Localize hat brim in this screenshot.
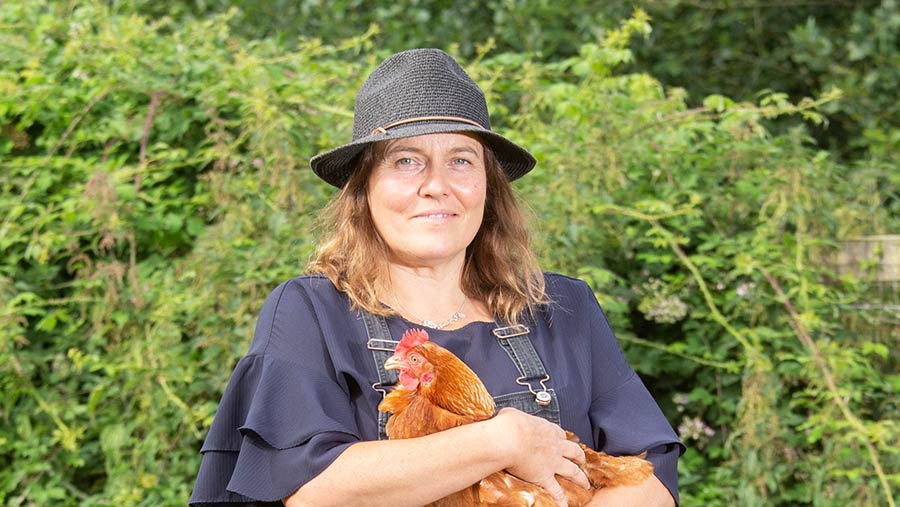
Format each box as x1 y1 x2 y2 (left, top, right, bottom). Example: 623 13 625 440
309 121 536 188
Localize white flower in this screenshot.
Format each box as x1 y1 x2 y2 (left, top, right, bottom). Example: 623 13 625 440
736 282 754 297
678 416 715 441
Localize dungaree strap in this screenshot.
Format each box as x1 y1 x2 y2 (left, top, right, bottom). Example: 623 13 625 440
361 312 398 440
493 322 553 405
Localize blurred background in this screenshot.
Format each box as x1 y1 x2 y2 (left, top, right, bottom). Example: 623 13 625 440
1 1 898 505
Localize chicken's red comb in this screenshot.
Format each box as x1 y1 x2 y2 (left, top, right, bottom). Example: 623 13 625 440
394 328 430 356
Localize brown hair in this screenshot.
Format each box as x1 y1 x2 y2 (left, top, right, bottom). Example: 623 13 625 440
307 137 547 324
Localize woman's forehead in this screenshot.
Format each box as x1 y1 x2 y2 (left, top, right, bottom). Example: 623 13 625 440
380 132 484 154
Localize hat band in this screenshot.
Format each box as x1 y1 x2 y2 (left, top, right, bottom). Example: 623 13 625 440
371 116 485 135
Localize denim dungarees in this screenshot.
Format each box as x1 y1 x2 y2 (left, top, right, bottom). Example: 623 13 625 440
361 311 561 440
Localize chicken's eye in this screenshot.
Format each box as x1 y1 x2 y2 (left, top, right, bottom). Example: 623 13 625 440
409 354 421 365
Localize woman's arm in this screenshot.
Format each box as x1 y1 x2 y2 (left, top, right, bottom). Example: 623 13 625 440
284 408 589 507
586 474 675 507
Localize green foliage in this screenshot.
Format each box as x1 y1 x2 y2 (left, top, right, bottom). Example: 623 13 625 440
629 0 900 166
1 2 362 504
501 22 900 504
1 2 898 506
121 0 625 59
118 1 900 167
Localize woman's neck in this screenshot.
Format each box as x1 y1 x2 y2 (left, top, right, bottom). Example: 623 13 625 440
384 262 492 329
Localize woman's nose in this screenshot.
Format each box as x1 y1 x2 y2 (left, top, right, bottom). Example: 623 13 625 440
418 164 450 196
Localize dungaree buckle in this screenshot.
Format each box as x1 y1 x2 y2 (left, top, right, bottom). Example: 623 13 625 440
367 339 399 351
516 375 553 406
366 338 399 398
492 324 530 338
371 381 391 399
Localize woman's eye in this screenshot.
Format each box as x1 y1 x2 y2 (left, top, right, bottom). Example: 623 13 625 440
391 157 422 171
452 158 471 166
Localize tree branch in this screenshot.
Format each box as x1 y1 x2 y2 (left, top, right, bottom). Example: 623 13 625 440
760 268 895 507
49 88 112 157
136 91 161 192
597 203 758 356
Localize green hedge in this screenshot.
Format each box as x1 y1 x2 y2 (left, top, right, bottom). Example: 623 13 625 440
1 2 897 506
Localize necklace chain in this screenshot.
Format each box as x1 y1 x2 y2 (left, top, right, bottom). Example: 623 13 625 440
393 294 468 330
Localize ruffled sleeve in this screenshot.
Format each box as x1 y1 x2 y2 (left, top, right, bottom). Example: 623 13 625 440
578 280 686 505
189 280 362 505
590 372 685 504
189 354 361 505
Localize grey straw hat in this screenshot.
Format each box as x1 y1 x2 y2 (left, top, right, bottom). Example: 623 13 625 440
309 48 536 188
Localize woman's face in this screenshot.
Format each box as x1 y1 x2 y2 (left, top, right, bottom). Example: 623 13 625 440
367 132 487 269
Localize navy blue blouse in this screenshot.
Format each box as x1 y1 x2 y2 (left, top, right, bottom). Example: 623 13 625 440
190 273 685 505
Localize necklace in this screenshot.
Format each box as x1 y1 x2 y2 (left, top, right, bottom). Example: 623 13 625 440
393 294 468 330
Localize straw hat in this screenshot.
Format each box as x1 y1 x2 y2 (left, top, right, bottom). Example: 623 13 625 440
310 48 536 188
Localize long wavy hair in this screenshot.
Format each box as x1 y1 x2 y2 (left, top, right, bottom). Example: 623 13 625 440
307 136 547 325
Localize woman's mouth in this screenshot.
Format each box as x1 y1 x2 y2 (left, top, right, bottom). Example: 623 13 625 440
414 211 458 220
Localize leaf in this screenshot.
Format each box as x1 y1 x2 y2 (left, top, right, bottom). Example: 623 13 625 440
703 94 733 112
861 342 889 359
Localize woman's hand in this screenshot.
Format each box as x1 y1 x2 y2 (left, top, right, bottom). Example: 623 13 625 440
491 407 590 506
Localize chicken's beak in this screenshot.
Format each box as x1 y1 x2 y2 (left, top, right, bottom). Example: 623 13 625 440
384 355 402 371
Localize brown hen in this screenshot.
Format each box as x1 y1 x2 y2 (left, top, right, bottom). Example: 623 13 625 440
378 328 654 507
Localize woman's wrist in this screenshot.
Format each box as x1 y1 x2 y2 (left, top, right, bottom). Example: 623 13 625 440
484 408 522 469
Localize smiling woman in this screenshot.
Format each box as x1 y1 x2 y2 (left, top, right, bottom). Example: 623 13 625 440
312 123 544 327
188 48 684 507
368 133 487 271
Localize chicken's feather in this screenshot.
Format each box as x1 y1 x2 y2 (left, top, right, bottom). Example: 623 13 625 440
385 391 479 440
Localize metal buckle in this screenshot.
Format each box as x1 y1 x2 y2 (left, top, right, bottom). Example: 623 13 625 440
516 374 552 406
367 339 399 351
492 324 530 338
371 381 392 399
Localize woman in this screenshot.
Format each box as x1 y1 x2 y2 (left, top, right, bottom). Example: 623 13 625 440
190 48 684 507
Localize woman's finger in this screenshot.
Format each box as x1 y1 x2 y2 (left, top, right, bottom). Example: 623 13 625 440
556 456 590 490
537 476 568 507
561 440 586 465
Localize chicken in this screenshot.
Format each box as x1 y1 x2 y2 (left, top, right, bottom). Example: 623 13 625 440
378 328 654 507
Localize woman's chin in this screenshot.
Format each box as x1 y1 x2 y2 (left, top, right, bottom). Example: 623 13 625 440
390 249 468 270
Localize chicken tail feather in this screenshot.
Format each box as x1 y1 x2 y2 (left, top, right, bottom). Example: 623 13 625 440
562 431 654 489
582 448 654 488
477 471 557 506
